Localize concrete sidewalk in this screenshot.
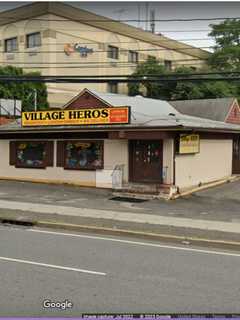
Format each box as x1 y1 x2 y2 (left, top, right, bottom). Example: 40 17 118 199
0 196 239 249
0 180 240 248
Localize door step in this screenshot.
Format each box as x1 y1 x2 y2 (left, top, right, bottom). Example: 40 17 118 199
112 191 169 200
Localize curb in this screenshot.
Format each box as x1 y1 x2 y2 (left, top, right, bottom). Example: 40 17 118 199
2 217 240 251
35 220 240 251
170 175 240 200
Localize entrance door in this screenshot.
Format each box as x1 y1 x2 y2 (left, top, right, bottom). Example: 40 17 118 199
232 136 240 174
130 140 163 183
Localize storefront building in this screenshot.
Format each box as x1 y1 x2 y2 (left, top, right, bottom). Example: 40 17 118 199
0 89 239 196
170 98 240 175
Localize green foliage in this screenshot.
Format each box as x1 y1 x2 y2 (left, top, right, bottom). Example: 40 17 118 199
128 52 239 101
128 57 168 98
0 66 49 111
172 81 238 100
208 19 240 71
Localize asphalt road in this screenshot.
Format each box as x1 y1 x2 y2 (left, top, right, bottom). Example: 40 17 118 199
0 225 240 316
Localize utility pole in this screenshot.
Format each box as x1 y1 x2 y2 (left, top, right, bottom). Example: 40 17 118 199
34 88 37 111
145 2 149 31
138 3 141 28
150 9 155 33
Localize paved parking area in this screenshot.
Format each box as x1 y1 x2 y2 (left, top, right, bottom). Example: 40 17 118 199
0 179 239 223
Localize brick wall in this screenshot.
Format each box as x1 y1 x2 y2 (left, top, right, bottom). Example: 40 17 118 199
0 117 15 125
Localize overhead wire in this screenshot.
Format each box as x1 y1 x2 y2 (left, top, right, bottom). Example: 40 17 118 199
0 77 238 83
0 16 239 22
40 38 213 45
2 45 213 54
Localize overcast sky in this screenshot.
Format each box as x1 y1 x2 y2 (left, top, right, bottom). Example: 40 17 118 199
1 1 240 50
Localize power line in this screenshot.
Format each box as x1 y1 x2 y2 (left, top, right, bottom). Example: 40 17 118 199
42 27 240 32
2 45 213 55
0 16 239 22
0 75 239 83
3 63 206 69
0 71 239 78
12 71 240 77
41 38 213 45
0 58 205 65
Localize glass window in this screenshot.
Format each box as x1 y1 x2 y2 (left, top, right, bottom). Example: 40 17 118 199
108 82 118 93
64 141 103 170
4 37 18 52
26 32 41 48
107 45 119 59
129 50 139 63
164 60 172 71
16 142 47 168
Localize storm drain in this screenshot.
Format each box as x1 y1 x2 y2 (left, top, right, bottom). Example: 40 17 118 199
109 196 148 203
0 218 35 227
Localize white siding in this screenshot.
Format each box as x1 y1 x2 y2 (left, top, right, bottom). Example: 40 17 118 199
0 139 129 188
175 139 233 190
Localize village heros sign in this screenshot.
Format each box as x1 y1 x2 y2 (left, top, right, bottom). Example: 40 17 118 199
22 107 130 127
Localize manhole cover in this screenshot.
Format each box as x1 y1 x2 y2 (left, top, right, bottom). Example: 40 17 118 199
109 196 148 203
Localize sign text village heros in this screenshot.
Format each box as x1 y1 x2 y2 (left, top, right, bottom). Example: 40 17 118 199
22 107 130 127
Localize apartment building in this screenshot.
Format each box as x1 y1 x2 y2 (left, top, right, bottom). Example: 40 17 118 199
0 2 209 107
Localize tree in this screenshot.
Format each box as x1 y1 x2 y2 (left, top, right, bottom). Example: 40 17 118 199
128 58 238 100
0 66 49 112
208 19 240 71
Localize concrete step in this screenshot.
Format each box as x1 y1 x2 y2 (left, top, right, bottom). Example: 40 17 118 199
119 183 171 195
112 191 169 200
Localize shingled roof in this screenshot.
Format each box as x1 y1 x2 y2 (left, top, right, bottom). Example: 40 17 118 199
169 97 238 122
1 90 240 134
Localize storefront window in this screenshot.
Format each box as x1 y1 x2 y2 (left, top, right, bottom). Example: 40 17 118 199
16 142 47 168
64 141 103 170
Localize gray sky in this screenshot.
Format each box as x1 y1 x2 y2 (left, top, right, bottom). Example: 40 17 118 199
1 1 240 50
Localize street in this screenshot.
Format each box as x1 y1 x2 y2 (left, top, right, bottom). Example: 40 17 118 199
0 225 240 316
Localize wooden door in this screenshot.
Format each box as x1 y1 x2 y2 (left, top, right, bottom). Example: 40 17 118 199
130 140 163 183
232 136 240 174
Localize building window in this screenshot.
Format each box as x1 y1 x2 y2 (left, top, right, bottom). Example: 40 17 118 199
4 37 18 52
26 32 41 48
16 141 47 168
129 50 139 63
147 55 156 61
64 141 103 170
10 141 53 168
164 60 172 71
108 82 118 93
107 45 119 59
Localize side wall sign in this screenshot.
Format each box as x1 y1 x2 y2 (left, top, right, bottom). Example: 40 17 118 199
22 107 130 127
64 44 94 57
179 134 200 154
